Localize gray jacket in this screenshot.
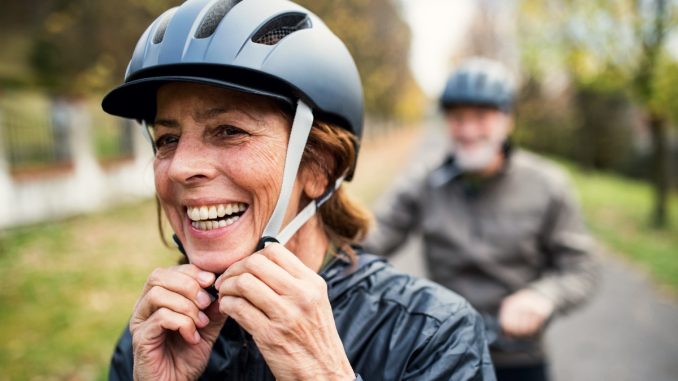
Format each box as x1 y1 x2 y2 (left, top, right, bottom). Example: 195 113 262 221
364 149 599 366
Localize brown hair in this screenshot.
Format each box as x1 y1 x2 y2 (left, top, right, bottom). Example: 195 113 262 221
301 122 371 259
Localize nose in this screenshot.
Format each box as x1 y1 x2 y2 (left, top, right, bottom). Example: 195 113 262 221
167 134 217 186
450 116 480 141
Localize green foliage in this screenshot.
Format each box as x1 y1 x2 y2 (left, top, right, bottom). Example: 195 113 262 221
518 0 678 125
557 160 678 293
26 0 184 95
517 0 677 228
649 55 678 122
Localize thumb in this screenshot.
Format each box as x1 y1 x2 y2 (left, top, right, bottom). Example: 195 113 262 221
199 301 228 344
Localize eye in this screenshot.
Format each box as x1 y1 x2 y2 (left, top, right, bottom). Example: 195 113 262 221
215 125 248 137
154 134 179 150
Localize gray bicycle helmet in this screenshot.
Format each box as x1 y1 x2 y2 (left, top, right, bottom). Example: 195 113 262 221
102 0 364 248
440 57 515 112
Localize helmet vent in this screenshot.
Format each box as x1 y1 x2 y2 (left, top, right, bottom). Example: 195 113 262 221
252 13 311 45
195 0 242 39
152 9 177 44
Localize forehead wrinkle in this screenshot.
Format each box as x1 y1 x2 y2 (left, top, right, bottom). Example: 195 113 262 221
193 106 230 122
194 103 267 123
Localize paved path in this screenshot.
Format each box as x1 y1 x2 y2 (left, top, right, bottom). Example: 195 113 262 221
381 122 678 381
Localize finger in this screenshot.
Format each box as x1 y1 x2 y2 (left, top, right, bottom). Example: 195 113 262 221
216 253 297 295
511 311 539 338
135 285 210 329
219 295 268 335
498 304 522 337
143 265 215 293
218 273 286 319
259 243 313 279
141 307 202 345
142 267 214 310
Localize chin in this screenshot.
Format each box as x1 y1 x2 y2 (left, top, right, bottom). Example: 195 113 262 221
176 206 258 273
185 245 251 274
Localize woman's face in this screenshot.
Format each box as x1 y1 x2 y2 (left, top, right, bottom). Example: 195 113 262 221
153 82 302 273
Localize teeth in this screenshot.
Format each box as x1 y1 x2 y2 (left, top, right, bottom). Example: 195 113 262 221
199 206 209 220
187 203 248 223
191 215 242 231
188 208 199 221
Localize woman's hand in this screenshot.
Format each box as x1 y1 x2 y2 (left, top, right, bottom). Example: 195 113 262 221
498 288 555 338
215 243 355 381
129 265 228 381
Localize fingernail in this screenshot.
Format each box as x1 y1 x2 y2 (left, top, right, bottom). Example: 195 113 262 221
193 330 201 344
197 290 211 308
198 311 209 326
198 271 214 284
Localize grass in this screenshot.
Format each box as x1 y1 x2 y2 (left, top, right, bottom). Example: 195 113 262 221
0 202 177 381
558 162 678 294
0 126 421 380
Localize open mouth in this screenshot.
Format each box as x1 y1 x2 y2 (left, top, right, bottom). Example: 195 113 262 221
187 203 248 231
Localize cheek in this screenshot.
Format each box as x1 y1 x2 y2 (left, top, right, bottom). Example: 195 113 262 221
153 159 172 200
153 159 184 228
225 140 287 210
487 118 509 141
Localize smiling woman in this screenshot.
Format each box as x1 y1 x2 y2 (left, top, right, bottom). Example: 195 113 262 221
151 83 296 273
101 0 495 380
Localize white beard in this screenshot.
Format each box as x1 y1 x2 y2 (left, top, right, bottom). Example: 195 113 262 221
453 141 502 172
448 114 510 172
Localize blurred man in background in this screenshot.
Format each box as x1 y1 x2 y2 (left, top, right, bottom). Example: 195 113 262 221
363 58 598 381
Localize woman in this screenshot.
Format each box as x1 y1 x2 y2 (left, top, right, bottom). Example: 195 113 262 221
102 0 495 380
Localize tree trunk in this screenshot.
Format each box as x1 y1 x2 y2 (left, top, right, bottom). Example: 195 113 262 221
648 112 670 228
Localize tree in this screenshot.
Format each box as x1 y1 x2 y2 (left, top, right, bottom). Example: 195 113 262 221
27 0 183 94
296 0 424 120
519 0 678 228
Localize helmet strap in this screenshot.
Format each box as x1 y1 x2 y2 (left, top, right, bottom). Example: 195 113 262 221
259 100 314 247
141 120 156 154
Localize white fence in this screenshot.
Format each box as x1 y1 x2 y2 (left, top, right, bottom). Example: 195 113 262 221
0 103 155 230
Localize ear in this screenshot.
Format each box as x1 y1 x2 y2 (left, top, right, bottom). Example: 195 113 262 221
299 163 328 199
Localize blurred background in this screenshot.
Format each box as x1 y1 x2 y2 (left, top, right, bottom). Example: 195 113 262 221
0 0 677 379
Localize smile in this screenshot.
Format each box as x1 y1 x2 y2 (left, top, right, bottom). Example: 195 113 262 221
187 203 248 231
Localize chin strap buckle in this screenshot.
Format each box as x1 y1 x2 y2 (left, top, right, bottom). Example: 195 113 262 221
255 236 280 252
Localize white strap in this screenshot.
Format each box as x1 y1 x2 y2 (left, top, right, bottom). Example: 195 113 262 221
261 100 314 238
276 200 317 245
275 174 346 245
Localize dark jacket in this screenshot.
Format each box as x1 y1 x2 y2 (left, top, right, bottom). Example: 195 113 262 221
363 149 599 366
109 251 496 380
